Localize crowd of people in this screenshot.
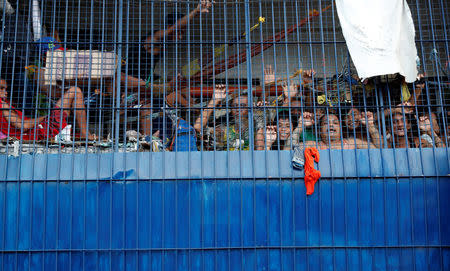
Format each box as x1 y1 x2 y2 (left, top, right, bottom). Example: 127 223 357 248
194 67 447 151
0 0 448 152
1 67 447 152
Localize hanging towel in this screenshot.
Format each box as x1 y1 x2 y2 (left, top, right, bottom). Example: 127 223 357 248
32 0 44 41
335 0 418 82
304 147 321 196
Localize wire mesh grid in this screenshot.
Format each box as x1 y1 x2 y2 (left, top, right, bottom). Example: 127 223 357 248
0 0 448 155
0 2 449 271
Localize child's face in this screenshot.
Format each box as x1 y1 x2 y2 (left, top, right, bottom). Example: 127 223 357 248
0 80 7 99
321 114 341 141
344 108 361 130
231 96 249 118
392 113 410 137
278 118 292 140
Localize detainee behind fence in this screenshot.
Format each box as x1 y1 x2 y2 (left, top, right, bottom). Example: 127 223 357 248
0 79 96 141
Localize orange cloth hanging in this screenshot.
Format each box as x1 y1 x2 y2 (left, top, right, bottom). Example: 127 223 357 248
304 147 321 195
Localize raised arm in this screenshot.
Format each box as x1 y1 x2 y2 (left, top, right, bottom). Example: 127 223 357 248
143 0 213 54
284 111 314 149
360 111 383 148
281 69 315 106
417 114 446 148
256 125 277 150
281 81 298 106
194 84 226 133
0 100 46 130
300 69 316 85
384 101 414 118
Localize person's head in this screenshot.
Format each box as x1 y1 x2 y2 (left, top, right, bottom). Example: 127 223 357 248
417 111 440 135
231 95 249 118
319 113 341 142
290 99 303 116
344 108 361 130
0 79 7 99
429 112 440 134
166 13 185 41
276 110 296 141
391 113 411 137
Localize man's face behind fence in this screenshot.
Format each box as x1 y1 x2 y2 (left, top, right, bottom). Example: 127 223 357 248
321 114 341 141
344 108 361 130
392 113 410 137
231 95 249 118
278 118 292 140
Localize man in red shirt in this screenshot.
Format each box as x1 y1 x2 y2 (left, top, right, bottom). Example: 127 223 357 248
0 79 96 141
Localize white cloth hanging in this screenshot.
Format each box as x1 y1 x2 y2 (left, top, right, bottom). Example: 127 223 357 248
335 0 418 82
32 0 43 41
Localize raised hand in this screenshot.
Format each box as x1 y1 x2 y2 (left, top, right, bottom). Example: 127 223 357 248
213 84 227 101
396 101 414 114
266 125 278 145
360 111 375 126
302 69 316 84
299 111 314 127
198 0 213 13
282 81 298 98
418 115 432 132
264 65 275 85
256 100 270 108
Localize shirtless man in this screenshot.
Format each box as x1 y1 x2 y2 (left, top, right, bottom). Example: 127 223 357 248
415 112 445 148
194 85 251 150
302 113 377 150
387 111 445 148
344 108 383 148
0 79 96 141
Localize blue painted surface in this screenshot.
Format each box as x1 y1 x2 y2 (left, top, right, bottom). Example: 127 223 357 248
1 148 449 181
0 149 449 270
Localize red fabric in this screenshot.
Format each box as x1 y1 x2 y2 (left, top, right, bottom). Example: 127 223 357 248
0 99 68 141
304 147 321 196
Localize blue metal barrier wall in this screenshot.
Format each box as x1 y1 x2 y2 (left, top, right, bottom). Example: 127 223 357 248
1 0 449 269
0 149 449 270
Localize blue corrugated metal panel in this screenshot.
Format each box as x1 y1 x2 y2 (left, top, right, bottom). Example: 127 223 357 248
0 151 449 270
1 149 448 181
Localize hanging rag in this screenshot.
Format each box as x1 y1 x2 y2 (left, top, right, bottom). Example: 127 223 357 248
304 147 321 196
335 0 418 82
32 0 44 41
